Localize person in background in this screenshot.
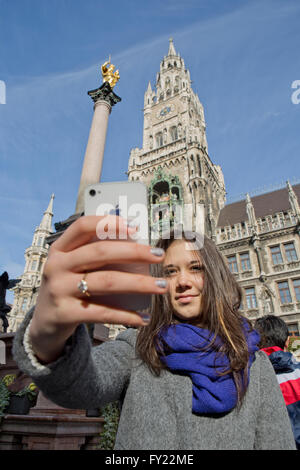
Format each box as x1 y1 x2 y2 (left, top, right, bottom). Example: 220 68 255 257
254 315 300 449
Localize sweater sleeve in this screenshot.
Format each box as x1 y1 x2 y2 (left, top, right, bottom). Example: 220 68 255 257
12 307 136 410
254 350 296 450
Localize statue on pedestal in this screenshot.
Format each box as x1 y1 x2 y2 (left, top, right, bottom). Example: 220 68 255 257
87 57 121 107
101 58 120 89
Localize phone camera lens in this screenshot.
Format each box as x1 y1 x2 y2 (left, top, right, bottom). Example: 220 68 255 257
89 189 96 197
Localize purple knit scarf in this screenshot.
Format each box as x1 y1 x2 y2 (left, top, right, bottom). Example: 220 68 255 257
157 322 260 414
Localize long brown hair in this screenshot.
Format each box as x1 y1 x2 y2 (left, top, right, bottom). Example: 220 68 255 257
136 230 254 407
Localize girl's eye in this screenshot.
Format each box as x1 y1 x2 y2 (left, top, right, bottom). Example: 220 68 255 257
191 265 204 272
163 269 177 277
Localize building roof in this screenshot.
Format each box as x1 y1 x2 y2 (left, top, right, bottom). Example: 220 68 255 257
217 184 300 228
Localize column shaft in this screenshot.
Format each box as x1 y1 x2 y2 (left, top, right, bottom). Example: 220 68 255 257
75 100 111 214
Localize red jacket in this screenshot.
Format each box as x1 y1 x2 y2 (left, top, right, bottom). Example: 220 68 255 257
261 346 300 449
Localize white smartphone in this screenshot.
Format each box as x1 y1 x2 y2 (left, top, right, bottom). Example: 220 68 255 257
84 181 151 312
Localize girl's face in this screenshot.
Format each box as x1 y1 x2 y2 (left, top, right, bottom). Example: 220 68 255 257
163 239 205 325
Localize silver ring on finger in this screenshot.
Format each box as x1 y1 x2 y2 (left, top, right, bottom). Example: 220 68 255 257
77 273 91 297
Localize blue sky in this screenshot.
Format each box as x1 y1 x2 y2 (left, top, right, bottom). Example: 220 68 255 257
0 0 300 303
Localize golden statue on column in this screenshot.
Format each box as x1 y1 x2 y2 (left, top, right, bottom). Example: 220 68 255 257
101 57 120 89
75 56 121 214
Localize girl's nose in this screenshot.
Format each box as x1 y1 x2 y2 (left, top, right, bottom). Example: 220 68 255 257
176 271 193 288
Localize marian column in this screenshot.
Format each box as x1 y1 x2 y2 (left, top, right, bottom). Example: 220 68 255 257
75 59 121 214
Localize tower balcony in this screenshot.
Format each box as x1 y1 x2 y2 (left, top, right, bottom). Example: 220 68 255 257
25 246 49 256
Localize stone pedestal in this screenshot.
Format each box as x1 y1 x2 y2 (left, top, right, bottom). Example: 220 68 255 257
0 327 110 450
0 392 104 450
0 332 19 378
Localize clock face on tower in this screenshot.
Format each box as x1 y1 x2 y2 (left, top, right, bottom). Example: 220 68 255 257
160 106 171 117
156 104 174 119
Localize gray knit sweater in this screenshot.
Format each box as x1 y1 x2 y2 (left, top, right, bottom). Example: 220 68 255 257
13 308 296 450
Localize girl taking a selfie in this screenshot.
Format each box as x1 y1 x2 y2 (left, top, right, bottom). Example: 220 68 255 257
13 216 295 449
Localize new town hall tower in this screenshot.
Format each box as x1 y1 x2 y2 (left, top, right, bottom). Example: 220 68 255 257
127 39 226 240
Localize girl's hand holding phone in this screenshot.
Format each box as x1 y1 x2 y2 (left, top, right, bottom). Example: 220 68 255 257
28 215 168 364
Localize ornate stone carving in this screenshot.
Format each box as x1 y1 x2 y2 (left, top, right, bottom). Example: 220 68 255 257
88 82 121 107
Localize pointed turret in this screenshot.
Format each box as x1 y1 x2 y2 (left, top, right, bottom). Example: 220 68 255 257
144 81 154 108
246 193 258 234
287 180 300 222
7 194 55 332
39 193 55 231
168 37 176 56
146 81 152 93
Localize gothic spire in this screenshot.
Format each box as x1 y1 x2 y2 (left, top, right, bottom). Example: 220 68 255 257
246 193 258 234
168 37 176 56
39 193 55 232
287 180 300 220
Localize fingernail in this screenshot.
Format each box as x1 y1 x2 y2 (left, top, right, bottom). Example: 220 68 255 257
150 248 165 257
137 312 151 324
155 279 167 288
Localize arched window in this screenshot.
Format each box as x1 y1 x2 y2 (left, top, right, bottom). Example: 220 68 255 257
190 155 195 176
31 259 38 271
177 123 182 138
149 135 153 149
149 172 184 242
152 181 170 209
37 236 43 247
165 77 171 97
170 126 178 142
156 132 163 148
21 297 28 312
163 128 167 144
196 154 202 176
165 77 171 88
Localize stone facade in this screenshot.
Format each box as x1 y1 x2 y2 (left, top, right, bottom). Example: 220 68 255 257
216 185 300 334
